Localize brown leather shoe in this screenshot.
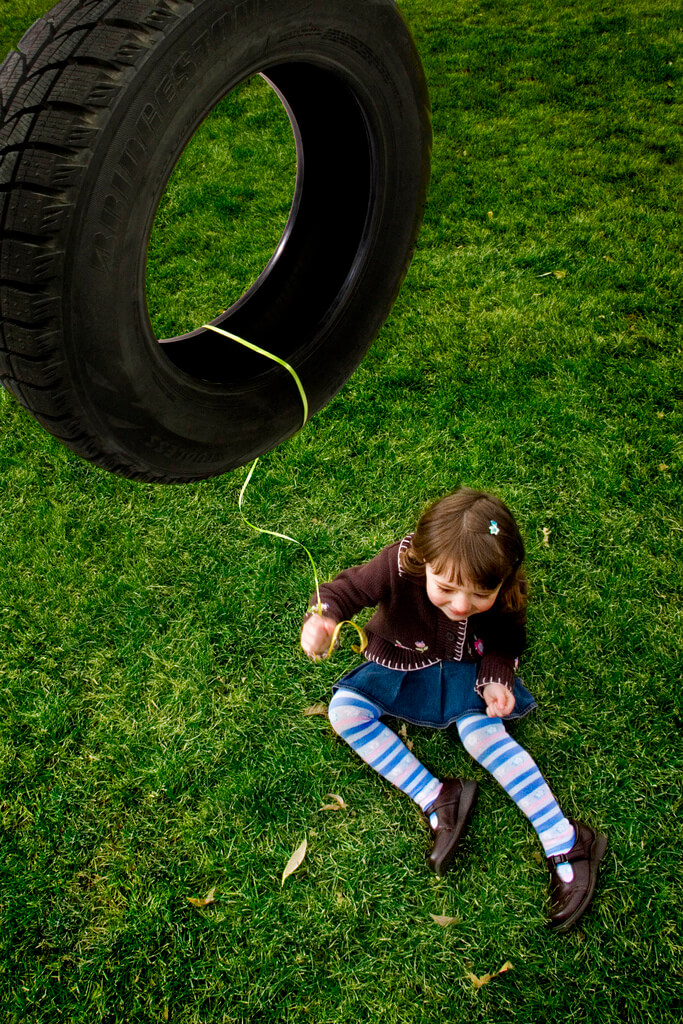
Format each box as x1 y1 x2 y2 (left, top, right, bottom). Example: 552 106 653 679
547 820 607 933
426 778 479 877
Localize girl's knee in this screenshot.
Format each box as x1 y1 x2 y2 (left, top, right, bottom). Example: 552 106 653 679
457 714 508 758
328 689 379 736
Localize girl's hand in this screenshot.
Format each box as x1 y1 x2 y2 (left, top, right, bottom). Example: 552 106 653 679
482 682 516 718
300 613 338 660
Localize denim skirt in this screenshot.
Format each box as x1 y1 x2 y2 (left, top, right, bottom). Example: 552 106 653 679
333 658 537 728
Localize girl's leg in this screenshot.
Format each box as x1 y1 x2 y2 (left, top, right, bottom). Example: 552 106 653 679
328 688 442 814
330 689 480 876
456 713 576 877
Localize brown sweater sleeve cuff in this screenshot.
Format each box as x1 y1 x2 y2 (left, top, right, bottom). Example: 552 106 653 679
475 655 516 697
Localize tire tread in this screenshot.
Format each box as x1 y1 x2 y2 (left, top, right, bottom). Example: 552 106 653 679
1 0 183 478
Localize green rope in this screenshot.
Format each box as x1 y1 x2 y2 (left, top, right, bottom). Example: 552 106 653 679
203 323 368 658
203 323 321 611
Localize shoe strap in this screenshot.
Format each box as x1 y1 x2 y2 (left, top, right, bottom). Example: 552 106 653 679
548 844 587 868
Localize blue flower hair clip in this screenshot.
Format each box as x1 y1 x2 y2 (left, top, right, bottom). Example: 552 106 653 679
489 520 500 536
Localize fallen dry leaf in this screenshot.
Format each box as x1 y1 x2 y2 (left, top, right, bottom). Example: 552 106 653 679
429 913 459 927
398 723 414 751
187 887 216 908
542 526 551 547
281 837 307 886
303 703 327 717
466 961 513 989
553 269 567 279
320 793 346 811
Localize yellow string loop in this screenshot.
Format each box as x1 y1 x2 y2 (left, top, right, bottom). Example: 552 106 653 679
204 324 368 658
325 619 368 659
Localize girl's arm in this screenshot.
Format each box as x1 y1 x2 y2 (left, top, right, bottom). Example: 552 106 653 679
307 545 395 622
300 544 396 659
474 609 527 697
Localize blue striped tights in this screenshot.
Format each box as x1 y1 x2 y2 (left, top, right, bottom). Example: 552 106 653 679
328 689 576 869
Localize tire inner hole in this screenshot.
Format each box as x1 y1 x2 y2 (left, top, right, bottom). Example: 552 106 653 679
145 74 297 348
146 63 374 387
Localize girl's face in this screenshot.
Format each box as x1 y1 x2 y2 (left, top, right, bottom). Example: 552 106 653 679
424 563 502 621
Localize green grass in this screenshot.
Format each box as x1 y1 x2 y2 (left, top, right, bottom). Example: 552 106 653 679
146 76 297 338
1 0 682 1021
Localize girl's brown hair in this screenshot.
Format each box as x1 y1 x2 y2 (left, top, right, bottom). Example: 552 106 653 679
401 488 527 614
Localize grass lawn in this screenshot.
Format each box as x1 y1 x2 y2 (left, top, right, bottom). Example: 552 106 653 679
1 0 682 1022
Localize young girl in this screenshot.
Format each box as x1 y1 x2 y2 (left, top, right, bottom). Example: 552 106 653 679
301 487 606 933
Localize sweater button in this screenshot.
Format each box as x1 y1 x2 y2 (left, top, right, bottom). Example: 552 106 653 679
445 631 455 641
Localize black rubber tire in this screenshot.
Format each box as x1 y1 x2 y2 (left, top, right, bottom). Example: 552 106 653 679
0 0 430 482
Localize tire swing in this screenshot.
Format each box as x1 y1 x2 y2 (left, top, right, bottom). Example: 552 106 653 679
0 0 431 483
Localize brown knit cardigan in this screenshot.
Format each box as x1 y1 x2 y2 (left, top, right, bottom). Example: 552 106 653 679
308 536 526 694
